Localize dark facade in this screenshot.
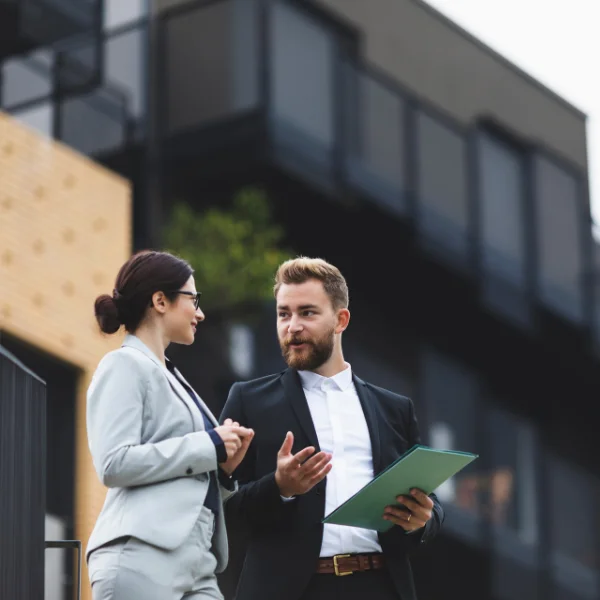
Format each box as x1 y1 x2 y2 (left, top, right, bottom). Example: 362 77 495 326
1 1 599 599
0 343 46 600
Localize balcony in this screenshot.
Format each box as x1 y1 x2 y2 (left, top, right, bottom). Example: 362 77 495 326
1 43 131 159
0 0 101 61
157 0 594 346
160 0 417 201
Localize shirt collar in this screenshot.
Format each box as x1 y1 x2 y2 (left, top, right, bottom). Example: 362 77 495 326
298 363 353 392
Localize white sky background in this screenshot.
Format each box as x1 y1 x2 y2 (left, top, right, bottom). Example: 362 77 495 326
423 0 600 226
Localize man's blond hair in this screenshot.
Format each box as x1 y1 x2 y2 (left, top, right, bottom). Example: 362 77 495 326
273 257 349 310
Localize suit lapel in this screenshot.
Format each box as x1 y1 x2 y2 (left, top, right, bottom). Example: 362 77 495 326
282 369 320 451
164 369 205 430
353 374 383 474
121 334 204 431
172 366 218 427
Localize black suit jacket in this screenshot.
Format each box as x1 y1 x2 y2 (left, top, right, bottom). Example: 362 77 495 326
220 368 444 600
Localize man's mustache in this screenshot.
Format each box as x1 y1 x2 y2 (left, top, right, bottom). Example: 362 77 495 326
284 337 312 347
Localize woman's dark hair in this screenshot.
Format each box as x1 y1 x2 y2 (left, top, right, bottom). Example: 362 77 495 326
94 250 194 334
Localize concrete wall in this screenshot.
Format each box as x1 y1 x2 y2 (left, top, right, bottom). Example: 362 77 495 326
0 111 131 600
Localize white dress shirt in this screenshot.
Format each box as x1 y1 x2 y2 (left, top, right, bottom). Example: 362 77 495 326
297 364 382 557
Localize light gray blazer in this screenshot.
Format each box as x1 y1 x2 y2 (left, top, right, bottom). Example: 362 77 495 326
86 334 236 570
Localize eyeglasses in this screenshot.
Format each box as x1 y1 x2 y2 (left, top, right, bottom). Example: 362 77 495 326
173 290 202 310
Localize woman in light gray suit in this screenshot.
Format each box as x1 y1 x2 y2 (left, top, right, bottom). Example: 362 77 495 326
86 250 254 600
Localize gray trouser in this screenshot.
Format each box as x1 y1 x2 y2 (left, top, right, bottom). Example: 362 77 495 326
88 507 223 600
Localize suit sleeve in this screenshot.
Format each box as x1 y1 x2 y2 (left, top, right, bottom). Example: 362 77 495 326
220 383 296 529
87 352 219 488
380 396 445 550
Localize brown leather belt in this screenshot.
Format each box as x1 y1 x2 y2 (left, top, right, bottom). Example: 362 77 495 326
317 553 385 576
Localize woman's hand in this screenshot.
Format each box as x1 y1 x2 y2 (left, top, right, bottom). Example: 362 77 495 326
215 419 254 475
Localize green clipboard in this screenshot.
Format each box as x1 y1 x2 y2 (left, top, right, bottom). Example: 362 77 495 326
322 444 478 532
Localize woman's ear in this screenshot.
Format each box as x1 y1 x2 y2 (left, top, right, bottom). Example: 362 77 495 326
151 291 168 314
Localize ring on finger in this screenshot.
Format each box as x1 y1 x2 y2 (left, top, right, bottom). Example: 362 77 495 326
407 513 412 522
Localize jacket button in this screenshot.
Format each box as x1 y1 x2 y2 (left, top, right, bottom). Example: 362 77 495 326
186 467 193 475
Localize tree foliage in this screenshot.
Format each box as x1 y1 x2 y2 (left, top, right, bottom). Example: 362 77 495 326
163 188 292 311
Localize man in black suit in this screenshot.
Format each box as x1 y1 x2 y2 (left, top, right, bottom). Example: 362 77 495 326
220 257 444 600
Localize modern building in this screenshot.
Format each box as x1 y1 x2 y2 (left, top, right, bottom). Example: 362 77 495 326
1 1 598 599
0 111 131 600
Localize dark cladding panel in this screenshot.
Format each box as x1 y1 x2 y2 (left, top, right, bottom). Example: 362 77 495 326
0 344 46 600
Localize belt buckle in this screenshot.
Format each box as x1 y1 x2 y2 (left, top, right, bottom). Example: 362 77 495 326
333 554 353 577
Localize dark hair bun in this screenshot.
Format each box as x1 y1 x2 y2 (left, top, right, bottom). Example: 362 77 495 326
97 250 193 334
94 294 121 334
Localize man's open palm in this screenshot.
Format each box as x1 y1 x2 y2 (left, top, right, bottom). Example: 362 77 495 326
275 432 332 498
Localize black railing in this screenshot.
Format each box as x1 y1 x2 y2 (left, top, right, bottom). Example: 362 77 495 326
1 41 132 157
0 343 46 600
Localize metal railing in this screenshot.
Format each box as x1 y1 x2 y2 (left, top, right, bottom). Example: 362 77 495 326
0 344 46 600
1 40 132 157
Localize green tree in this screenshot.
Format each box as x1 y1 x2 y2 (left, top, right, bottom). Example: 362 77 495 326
163 187 292 312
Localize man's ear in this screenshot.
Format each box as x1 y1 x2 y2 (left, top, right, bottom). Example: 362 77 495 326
336 308 350 334
151 291 168 314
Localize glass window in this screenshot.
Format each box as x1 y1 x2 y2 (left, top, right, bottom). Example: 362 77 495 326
479 131 527 286
421 348 481 541
534 155 585 323
57 39 100 94
344 66 406 214
2 51 52 109
58 90 126 156
485 407 539 547
231 0 260 113
104 27 146 120
548 455 599 599
11 103 53 137
104 0 147 31
270 1 334 148
478 131 530 326
164 0 259 136
416 110 469 264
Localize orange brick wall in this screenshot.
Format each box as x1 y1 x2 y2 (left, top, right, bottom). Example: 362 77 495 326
0 112 131 600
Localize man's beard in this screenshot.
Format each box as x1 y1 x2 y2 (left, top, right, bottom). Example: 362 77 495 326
280 328 335 371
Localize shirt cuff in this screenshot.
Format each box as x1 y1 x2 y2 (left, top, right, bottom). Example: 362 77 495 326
218 467 236 491
208 429 228 464
280 495 296 502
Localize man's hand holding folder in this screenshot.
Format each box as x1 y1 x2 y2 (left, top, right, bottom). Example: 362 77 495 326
323 445 478 532
384 488 434 532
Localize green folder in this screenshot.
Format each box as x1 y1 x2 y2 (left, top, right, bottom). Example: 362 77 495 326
322 444 478 532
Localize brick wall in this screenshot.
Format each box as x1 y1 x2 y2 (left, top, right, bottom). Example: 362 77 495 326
0 112 131 600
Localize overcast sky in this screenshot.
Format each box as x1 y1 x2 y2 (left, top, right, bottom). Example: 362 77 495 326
424 0 600 225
